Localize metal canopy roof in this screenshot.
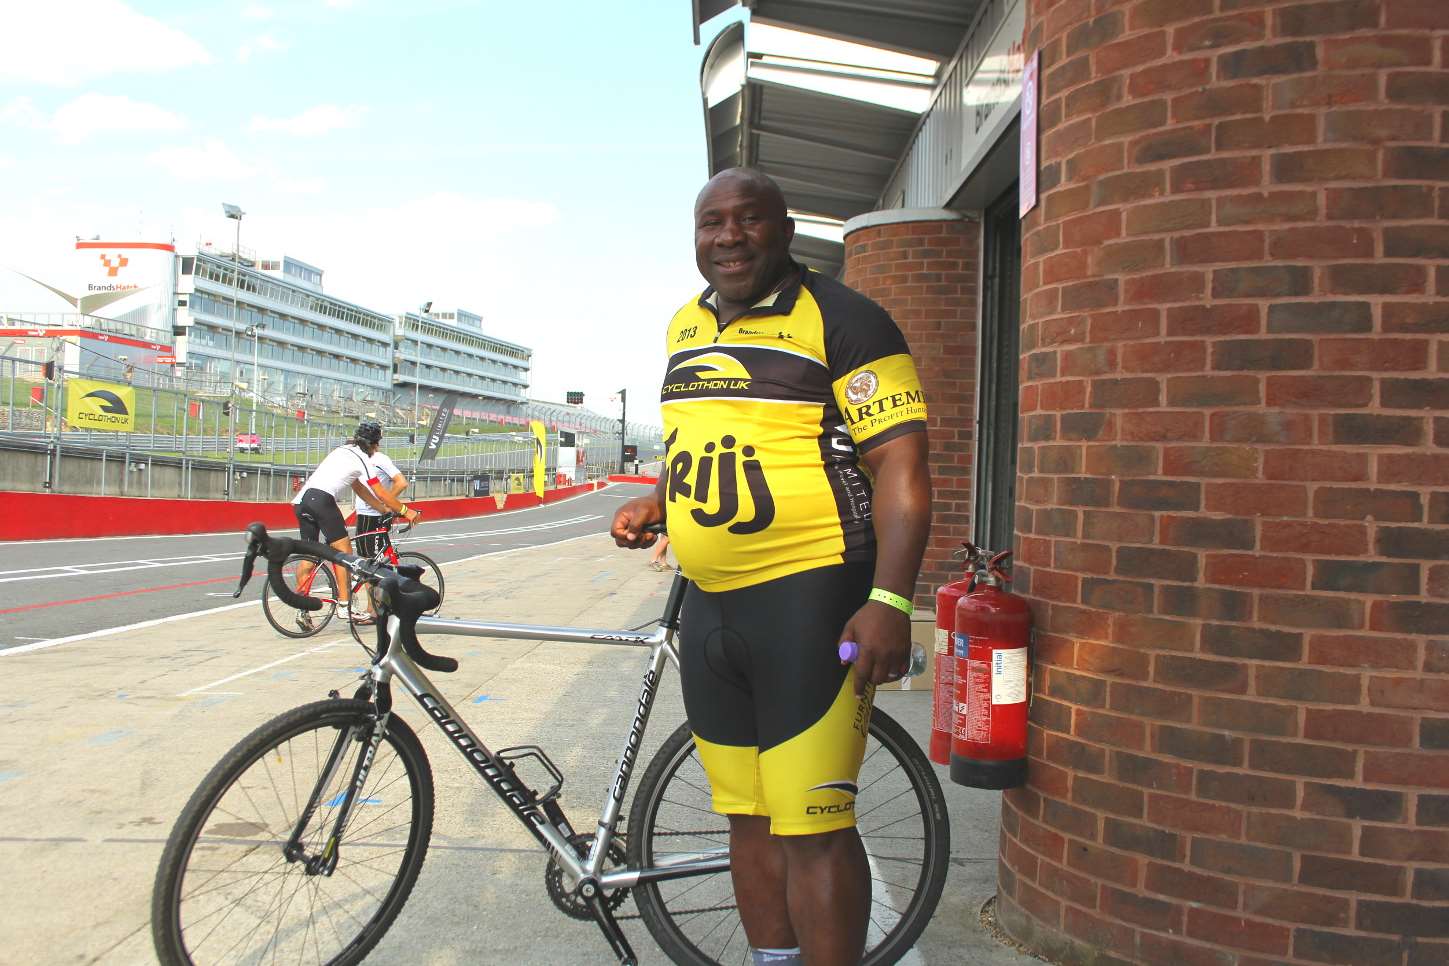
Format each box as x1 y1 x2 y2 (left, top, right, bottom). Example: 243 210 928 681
700 10 980 275
693 0 979 59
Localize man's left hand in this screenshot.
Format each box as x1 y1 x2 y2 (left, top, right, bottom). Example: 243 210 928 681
839 601 912 696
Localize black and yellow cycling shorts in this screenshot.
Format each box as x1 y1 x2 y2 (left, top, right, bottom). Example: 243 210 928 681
679 563 875 836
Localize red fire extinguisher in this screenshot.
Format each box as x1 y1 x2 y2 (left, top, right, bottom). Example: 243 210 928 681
930 544 984 765
951 550 1031 789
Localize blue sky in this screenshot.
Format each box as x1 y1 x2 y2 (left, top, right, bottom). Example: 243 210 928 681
0 0 744 423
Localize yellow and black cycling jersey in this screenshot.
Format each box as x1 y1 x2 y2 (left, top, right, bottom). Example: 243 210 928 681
661 264 927 592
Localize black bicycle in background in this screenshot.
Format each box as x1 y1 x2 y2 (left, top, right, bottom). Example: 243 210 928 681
151 524 949 965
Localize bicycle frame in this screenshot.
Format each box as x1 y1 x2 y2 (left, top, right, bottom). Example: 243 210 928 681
355 573 728 898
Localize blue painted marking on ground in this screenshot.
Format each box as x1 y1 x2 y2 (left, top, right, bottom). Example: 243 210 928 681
0 771 21 783
591 571 613 582
472 694 506 703
115 693 129 700
88 729 131 747
324 794 382 807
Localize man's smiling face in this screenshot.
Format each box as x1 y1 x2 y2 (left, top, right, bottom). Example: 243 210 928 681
694 172 796 311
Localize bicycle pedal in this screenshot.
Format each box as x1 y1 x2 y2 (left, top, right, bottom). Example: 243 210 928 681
497 745 564 803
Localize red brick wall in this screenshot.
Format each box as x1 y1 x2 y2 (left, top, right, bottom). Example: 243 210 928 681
1005 1 1449 963
843 214 980 607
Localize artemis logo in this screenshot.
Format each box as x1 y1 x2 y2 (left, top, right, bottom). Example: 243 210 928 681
99 254 129 277
844 370 878 406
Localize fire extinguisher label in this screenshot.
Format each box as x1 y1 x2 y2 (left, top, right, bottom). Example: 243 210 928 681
992 647 1028 704
963 660 990 742
934 627 950 655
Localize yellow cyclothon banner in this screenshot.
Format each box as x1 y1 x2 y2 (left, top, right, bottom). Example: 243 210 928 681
67 378 136 432
530 419 547 498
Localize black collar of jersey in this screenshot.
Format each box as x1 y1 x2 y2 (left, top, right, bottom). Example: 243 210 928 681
695 261 806 324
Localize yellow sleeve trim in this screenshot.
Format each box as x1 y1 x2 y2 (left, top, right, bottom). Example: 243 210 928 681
832 353 927 446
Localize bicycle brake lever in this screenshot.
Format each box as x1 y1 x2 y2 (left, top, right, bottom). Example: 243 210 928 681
234 537 261 598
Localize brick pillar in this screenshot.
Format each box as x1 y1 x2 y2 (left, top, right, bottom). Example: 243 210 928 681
842 209 979 607
1006 1 1449 963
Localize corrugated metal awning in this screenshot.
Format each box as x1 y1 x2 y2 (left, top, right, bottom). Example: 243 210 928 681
694 0 980 59
700 10 979 274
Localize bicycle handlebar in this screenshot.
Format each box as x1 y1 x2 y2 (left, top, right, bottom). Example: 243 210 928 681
235 522 456 673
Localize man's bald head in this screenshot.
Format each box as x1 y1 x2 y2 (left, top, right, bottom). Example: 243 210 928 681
695 167 788 221
692 167 796 317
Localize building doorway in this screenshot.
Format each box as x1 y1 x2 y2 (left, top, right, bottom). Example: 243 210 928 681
973 185 1022 555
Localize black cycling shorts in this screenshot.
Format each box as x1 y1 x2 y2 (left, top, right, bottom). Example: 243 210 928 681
678 562 875 835
294 488 349 544
354 513 390 558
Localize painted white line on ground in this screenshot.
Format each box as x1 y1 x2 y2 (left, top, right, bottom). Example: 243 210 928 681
179 639 351 696
3 530 609 658
0 600 262 656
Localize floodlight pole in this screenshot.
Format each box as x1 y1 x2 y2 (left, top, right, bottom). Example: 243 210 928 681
415 301 431 457
617 387 627 474
248 321 266 435
223 203 244 496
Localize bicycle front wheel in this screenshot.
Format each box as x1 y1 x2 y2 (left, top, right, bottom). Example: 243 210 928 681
349 552 445 646
261 554 338 638
152 699 435 966
627 708 950 966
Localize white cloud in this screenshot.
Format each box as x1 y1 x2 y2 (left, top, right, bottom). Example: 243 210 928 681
0 97 46 128
148 139 256 181
275 177 328 195
242 3 274 19
0 0 210 86
238 33 287 63
51 93 185 144
249 104 367 137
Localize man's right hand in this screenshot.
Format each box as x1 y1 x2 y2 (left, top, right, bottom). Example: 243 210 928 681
611 496 664 549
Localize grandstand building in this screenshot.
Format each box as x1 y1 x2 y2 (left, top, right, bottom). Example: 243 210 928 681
178 249 395 412
395 307 530 426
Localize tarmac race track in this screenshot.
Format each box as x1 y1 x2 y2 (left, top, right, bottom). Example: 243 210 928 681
0 485 648 650
0 481 1037 965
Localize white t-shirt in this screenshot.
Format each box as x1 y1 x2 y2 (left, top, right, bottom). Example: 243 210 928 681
291 444 378 506
353 451 402 517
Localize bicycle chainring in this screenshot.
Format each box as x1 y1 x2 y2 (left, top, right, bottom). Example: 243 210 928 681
544 833 629 921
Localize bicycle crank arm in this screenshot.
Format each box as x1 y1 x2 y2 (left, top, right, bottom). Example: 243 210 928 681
582 880 638 965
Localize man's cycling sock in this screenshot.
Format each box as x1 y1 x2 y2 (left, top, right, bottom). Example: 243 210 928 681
751 947 801 965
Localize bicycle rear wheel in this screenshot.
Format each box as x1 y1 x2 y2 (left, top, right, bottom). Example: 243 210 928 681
261 554 338 638
349 552 444 646
627 709 950 966
152 698 434 966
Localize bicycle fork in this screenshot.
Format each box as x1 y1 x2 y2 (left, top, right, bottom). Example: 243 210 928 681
282 708 390 876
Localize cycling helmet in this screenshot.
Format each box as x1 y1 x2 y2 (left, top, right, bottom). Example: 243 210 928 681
355 419 383 445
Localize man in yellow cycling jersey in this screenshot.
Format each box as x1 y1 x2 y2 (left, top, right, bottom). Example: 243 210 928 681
612 168 931 966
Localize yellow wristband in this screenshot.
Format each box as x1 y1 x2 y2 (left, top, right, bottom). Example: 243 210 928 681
869 587 913 616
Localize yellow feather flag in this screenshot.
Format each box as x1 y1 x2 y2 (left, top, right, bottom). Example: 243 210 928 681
530 420 547 498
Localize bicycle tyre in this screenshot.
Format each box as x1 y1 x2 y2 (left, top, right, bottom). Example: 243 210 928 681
627 709 950 966
349 552 445 646
261 554 338 638
152 698 435 966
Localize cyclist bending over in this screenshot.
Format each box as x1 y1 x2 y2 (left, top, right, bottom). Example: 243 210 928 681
291 420 419 618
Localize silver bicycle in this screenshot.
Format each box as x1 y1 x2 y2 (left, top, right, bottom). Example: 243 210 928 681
151 523 950 966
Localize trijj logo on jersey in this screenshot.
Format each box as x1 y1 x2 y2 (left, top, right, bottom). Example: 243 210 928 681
664 430 775 534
